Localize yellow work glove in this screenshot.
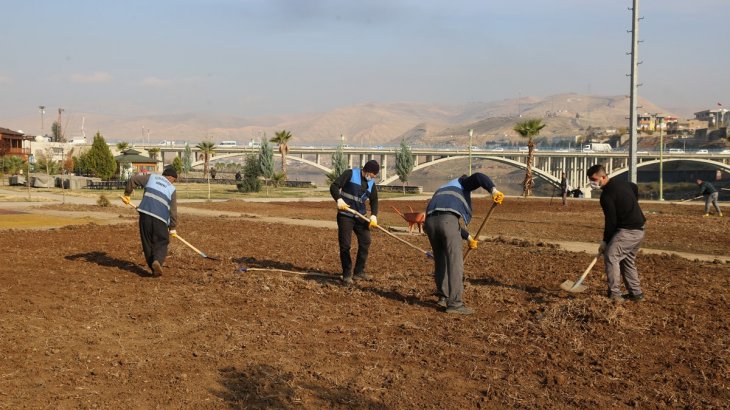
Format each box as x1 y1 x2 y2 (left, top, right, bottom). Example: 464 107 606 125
467 235 478 250
121 195 131 205
369 215 378 228
492 189 504 204
336 198 349 211
169 229 177 236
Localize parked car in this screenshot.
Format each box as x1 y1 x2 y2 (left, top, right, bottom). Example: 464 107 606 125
696 149 709 154
721 149 730 154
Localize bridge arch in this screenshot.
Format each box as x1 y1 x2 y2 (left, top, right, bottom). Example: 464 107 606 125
380 154 562 187
599 158 730 187
191 153 333 174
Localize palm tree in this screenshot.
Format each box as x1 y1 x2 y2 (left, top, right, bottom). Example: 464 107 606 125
116 141 130 152
195 141 216 178
513 118 546 197
270 130 293 179
147 147 161 160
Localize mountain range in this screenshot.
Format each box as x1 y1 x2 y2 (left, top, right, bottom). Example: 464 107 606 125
2 93 672 147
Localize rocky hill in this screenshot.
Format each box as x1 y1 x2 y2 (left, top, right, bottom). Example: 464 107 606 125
1 93 671 146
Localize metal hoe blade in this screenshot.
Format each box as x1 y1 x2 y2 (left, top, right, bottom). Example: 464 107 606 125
560 254 600 293
560 280 588 293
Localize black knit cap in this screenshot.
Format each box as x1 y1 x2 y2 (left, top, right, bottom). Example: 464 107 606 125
362 160 380 175
162 167 178 179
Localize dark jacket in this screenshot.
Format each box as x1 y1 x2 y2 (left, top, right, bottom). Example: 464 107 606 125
599 178 645 243
330 169 379 217
698 181 717 196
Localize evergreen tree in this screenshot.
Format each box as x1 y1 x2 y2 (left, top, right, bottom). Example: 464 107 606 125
51 121 64 142
237 154 262 193
326 143 348 185
258 138 274 179
395 140 415 193
182 143 193 178
79 132 116 179
171 156 183 176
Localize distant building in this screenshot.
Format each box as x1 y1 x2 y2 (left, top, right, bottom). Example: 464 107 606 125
114 149 160 177
694 108 729 128
0 127 33 160
638 113 653 131
637 113 677 133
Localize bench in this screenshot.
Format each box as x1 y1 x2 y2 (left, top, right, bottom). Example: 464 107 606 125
86 181 126 190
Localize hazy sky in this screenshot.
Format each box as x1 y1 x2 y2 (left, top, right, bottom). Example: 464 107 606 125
1 0 728 119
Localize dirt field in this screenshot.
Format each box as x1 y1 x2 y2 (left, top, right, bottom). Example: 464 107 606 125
1 198 728 408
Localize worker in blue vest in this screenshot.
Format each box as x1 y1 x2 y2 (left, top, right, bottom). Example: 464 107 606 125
122 167 179 277
329 160 380 285
425 173 504 314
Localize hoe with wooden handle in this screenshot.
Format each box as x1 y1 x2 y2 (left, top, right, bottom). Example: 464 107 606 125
345 207 433 259
120 196 219 260
560 253 600 293
170 233 220 260
463 201 500 262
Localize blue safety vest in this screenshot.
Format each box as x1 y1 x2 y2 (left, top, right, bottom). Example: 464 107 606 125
426 178 472 224
137 174 176 225
339 168 374 216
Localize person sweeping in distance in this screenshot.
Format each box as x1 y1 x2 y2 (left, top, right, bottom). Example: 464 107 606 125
122 166 179 277
696 178 723 217
330 160 380 285
587 164 646 303
424 173 503 315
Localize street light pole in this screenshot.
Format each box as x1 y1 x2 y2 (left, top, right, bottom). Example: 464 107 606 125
38 105 46 135
658 116 664 201
468 129 474 174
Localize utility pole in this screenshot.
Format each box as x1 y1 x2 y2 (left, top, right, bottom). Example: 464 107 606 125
38 106 46 135
57 108 65 142
468 129 474 174
627 0 642 183
658 115 664 201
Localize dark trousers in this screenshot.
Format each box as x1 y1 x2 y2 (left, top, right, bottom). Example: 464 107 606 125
138 213 170 270
424 212 465 308
336 213 371 277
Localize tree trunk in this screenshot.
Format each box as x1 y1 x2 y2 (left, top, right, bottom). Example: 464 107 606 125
280 145 287 179
522 139 535 197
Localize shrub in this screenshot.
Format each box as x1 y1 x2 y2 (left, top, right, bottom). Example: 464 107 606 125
97 194 111 207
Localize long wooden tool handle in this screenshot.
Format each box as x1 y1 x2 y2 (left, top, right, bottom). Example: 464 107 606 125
463 201 499 262
172 234 207 258
681 195 702 202
346 207 432 258
572 254 600 288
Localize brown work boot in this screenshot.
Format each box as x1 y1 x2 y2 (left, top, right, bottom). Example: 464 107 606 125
151 260 163 277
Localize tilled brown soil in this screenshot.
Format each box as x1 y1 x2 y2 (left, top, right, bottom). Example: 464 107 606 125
1 200 728 408
183 197 730 256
